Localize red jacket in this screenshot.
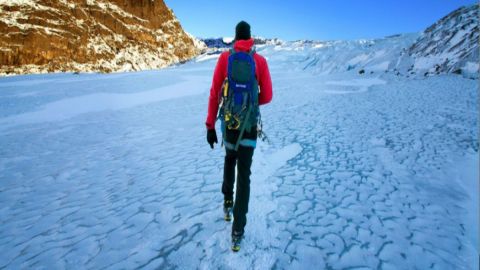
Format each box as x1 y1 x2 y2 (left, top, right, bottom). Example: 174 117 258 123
205 38 273 129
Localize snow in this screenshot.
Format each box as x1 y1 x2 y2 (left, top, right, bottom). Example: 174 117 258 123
414 56 444 70
324 78 386 94
449 29 468 46
368 61 390 71
258 33 419 75
87 36 112 54
86 0 145 23
463 61 479 74
58 0 75 9
222 37 234 43
446 152 479 264
0 0 56 11
195 54 220 63
326 78 386 87
346 53 369 66
186 32 207 52
0 10 28 27
0 75 209 129
0 39 478 270
0 0 37 6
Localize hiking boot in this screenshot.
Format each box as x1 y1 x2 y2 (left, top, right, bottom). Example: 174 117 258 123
223 199 233 221
231 230 244 252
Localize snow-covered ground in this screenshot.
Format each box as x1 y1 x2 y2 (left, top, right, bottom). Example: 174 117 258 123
0 46 478 269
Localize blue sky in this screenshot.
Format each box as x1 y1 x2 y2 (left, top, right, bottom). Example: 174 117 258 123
164 0 476 41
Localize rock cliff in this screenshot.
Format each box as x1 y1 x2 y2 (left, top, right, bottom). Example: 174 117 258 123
0 0 206 75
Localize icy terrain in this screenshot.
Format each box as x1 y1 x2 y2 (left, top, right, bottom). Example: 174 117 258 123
0 40 478 269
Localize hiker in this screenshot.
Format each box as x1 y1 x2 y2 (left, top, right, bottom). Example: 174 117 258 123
205 21 273 251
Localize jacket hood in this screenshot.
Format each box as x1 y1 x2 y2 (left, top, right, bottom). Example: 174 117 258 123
233 38 254 52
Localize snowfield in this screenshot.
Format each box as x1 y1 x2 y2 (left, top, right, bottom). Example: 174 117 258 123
0 45 478 269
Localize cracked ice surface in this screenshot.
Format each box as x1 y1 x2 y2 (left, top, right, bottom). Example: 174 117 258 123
0 58 478 269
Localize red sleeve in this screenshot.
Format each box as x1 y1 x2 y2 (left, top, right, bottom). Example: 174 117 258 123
255 54 273 105
205 52 228 129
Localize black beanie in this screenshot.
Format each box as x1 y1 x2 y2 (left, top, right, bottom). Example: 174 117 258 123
235 21 251 40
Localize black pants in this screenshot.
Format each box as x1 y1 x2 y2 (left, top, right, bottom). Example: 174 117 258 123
222 127 257 235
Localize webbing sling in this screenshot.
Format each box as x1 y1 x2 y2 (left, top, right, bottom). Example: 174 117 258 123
233 105 252 151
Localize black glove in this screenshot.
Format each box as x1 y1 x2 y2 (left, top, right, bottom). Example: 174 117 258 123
207 129 218 149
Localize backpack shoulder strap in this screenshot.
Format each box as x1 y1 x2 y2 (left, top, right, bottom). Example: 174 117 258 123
249 46 256 56
227 47 236 77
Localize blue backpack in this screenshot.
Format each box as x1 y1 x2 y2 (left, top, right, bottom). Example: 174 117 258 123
218 48 260 151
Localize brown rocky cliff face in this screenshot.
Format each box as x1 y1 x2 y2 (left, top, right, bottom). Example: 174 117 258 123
0 0 206 75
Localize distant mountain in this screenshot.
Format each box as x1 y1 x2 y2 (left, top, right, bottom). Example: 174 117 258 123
407 4 478 76
202 5 478 78
201 37 283 51
253 34 419 76
202 37 234 49
0 0 206 75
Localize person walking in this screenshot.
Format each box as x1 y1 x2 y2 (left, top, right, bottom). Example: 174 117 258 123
205 21 273 252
